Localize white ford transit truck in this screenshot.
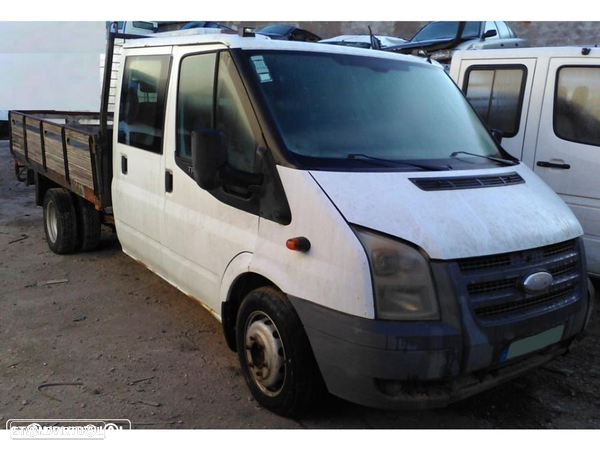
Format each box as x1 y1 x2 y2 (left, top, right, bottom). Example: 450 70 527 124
9 26 595 416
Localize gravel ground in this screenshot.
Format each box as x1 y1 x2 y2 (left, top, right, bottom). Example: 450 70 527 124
1 141 599 429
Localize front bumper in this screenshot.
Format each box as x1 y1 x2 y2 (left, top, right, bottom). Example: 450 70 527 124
288 241 594 410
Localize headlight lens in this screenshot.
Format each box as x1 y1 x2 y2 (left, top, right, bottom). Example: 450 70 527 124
354 227 440 321
430 50 453 61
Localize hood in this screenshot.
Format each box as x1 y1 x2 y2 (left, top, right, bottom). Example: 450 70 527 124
310 164 583 260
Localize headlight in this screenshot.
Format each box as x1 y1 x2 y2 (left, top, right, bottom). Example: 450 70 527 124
354 227 440 321
430 50 453 61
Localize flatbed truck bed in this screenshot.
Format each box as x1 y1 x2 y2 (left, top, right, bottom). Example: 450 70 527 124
9 110 113 210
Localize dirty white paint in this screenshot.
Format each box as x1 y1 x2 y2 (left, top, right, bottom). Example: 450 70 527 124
110 34 583 325
250 167 374 318
310 164 582 260
451 46 600 274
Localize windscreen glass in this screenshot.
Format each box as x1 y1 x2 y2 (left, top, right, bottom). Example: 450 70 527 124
412 22 480 41
258 25 293 35
246 51 500 166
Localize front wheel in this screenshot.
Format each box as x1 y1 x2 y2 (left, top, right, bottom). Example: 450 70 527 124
236 287 323 417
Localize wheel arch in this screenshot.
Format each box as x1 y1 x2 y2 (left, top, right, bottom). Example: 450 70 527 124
221 255 279 352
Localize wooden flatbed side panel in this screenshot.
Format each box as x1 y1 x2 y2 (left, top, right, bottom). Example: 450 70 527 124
65 129 94 190
10 113 25 157
25 117 43 166
43 122 66 177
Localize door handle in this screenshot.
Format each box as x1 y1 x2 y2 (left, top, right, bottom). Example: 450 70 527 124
121 155 128 174
536 161 571 170
165 170 173 193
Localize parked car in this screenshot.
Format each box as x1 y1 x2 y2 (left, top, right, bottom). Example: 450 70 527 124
451 45 600 277
180 21 235 31
319 34 407 49
256 24 321 42
386 21 528 65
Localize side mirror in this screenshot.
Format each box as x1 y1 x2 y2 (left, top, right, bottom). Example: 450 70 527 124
483 29 498 40
490 129 503 144
191 130 227 190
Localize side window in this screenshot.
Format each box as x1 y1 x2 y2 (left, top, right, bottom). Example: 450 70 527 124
216 52 257 172
461 22 481 39
555 66 600 147
464 66 526 137
176 53 217 160
118 55 170 153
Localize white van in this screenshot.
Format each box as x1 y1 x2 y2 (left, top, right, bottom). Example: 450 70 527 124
450 46 600 277
10 34 595 416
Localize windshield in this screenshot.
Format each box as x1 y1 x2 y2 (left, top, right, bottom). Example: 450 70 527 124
412 21 481 42
246 51 500 168
258 25 293 35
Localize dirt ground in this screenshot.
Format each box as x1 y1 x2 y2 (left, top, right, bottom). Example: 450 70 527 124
1 140 599 429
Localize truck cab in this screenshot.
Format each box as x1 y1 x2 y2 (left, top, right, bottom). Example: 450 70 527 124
111 35 593 413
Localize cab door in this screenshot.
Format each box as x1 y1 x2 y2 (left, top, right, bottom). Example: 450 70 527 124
112 47 172 270
457 58 537 160
533 58 600 275
160 46 261 313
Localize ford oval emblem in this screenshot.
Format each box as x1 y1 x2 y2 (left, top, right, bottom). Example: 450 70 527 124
522 271 553 293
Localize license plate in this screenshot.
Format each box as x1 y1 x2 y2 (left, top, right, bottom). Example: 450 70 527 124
499 325 565 362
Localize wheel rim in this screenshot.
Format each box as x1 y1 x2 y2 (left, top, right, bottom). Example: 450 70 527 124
46 199 58 243
244 311 286 397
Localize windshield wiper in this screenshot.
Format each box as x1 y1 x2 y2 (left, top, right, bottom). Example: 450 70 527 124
450 151 518 166
347 154 450 171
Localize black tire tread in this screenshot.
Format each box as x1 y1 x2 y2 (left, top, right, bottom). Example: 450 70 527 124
43 188 78 254
75 196 101 252
236 286 324 417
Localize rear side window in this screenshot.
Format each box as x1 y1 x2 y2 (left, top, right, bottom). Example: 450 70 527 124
118 55 170 153
464 65 527 137
554 66 600 147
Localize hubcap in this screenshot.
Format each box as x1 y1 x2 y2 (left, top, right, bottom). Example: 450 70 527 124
244 311 286 396
46 199 58 243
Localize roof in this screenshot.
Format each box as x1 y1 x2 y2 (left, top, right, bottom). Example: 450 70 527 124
122 32 438 68
453 45 600 60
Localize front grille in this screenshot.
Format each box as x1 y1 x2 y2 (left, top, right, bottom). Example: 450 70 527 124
459 254 511 272
474 285 574 318
455 239 582 322
410 172 524 191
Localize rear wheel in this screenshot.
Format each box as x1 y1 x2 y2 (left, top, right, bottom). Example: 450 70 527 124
75 197 101 251
43 188 78 254
236 286 323 417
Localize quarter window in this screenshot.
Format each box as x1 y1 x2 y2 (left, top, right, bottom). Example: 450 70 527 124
118 55 170 153
554 66 600 147
464 66 526 137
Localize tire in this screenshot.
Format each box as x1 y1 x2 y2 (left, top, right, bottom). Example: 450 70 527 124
43 188 79 254
236 286 323 417
74 196 101 252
